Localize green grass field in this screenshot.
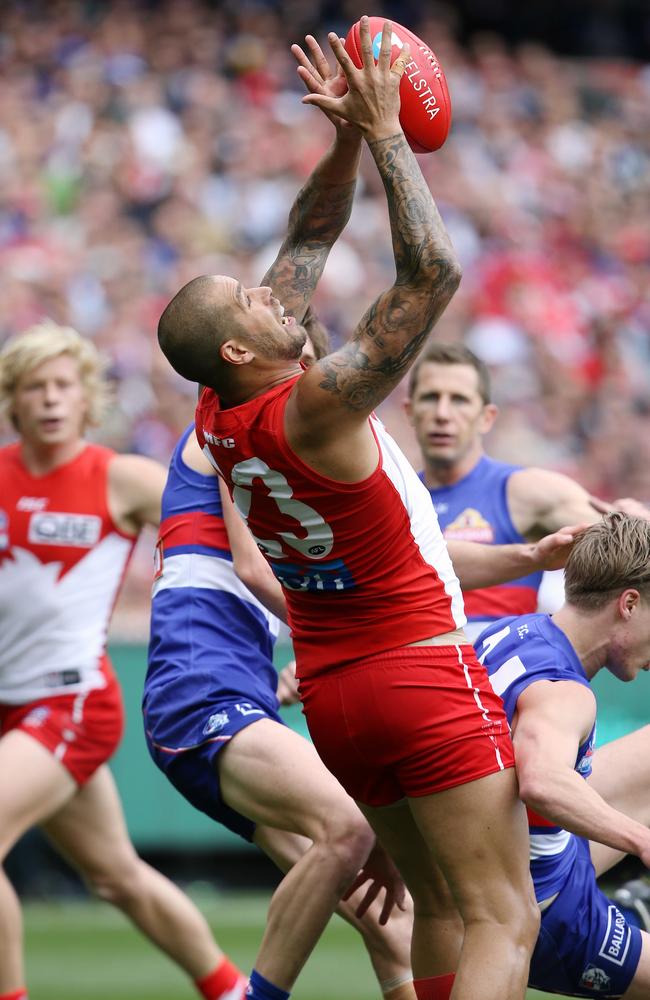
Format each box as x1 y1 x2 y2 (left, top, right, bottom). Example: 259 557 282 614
22 890 565 1000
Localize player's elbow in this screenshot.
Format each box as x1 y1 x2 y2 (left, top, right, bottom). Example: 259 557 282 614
232 558 259 592
413 253 462 309
517 768 555 815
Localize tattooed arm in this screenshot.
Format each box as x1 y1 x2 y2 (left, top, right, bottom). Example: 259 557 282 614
286 19 461 475
262 37 362 319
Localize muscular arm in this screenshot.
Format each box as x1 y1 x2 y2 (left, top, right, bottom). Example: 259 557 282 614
508 467 601 539
108 454 167 534
262 130 361 321
218 478 288 623
181 430 288 622
448 523 585 590
514 681 650 861
287 28 461 466
293 132 460 438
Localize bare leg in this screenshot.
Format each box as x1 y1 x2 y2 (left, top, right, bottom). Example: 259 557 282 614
42 765 225 979
217 719 377 990
256 824 414 996
360 770 538 1000
0 731 77 992
587 727 650 876
623 934 650 998
355 799 463 983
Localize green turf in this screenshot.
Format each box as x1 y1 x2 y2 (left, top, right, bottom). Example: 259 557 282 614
22 891 569 999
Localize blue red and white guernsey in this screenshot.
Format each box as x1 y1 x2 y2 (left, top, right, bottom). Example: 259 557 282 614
422 456 543 640
195 377 466 680
0 442 136 702
476 613 596 902
144 425 281 755
477 614 644 997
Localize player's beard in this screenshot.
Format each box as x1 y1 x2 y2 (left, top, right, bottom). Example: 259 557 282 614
256 326 307 362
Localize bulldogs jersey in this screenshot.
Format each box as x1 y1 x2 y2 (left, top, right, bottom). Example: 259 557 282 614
477 613 596 902
0 443 136 702
423 457 543 640
196 378 465 679
144 426 281 752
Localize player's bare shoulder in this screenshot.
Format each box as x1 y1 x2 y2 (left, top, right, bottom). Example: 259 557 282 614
507 465 596 537
108 453 168 534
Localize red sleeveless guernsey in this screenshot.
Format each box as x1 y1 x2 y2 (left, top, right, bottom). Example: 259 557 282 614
0 443 136 703
196 378 465 679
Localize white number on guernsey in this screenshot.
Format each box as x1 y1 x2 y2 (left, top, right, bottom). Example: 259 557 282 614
231 458 333 561
477 624 511 664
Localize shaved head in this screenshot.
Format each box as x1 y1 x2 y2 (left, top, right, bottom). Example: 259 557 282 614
158 275 246 387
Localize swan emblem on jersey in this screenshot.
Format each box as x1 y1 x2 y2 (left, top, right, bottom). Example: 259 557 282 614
442 508 494 543
0 539 134 675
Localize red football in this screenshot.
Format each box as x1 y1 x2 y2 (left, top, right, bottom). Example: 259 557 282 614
344 17 451 153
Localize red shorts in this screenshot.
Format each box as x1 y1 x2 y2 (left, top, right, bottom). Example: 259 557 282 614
0 676 124 786
299 644 515 807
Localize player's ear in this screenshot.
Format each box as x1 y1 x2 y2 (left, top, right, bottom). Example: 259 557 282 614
619 588 640 620
479 402 498 434
220 340 254 367
403 397 414 424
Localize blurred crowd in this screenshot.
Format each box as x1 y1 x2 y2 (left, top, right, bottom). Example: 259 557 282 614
1 0 649 633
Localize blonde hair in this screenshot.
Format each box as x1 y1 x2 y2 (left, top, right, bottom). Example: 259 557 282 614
564 512 650 610
0 321 110 430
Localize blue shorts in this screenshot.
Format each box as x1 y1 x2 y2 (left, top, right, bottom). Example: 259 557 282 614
145 695 287 842
530 837 642 997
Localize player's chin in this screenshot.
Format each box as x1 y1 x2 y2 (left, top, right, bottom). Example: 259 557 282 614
285 328 307 360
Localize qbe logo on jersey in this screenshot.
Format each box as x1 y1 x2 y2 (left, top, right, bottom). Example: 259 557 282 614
28 512 102 548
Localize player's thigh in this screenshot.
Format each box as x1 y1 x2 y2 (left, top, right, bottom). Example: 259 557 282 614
359 797 454 909
624 930 650 1000
0 729 76 855
41 764 138 877
218 717 363 839
408 767 534 921
588 728 650 876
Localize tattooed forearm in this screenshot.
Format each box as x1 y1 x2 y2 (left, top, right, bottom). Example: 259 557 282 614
367 132 459 294
262 138 361 317
311 132 461 412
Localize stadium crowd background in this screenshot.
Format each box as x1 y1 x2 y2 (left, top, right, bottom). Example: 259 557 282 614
1 0 650 635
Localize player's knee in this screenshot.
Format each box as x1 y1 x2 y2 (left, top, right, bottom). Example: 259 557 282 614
329 808 374 860
489 888 540 953
314 806 375 878
83 857 142 908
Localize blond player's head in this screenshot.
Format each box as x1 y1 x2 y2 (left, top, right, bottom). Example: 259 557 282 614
0 321 109 433
563 512 650 681
564 513 650 611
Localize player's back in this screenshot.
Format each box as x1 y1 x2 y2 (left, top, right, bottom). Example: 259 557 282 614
144 426 280 749
197 380 466 679
0 442 135 702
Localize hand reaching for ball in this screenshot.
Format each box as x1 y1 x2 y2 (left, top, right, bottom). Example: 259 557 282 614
293 17 409 142
291 34 359 134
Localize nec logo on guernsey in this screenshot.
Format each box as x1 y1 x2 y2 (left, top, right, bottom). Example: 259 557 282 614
28 512 102 548
203 430 235 448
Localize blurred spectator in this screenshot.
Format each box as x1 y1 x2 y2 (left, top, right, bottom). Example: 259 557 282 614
1 0 649 634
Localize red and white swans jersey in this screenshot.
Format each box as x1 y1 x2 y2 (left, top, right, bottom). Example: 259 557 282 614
0 443 136 703
196 377 465 679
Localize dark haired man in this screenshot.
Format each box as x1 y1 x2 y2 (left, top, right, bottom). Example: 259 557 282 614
405 341 624 641
157 19 539 1000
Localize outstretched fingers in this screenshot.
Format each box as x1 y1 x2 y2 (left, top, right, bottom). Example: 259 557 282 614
376 19 393 72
